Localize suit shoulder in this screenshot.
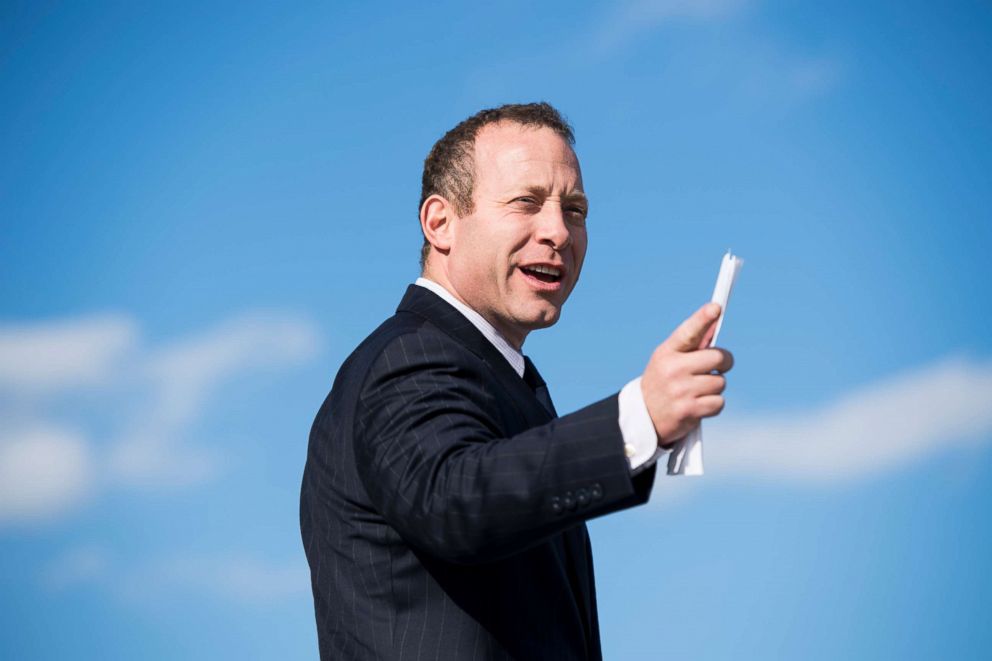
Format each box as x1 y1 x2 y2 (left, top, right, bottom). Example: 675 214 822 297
340 311 482 388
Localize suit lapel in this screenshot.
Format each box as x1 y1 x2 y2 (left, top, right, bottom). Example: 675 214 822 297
396 285 553 427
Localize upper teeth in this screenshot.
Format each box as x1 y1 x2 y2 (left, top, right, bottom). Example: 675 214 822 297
527 265 561 277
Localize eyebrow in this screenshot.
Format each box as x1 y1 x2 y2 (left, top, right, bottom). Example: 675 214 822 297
563 191 588 206
519 185 588 205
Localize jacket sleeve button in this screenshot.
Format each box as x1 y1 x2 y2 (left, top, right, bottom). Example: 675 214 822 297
590 483 603 501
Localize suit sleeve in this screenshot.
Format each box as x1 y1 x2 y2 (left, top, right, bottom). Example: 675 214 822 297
352 332 656 565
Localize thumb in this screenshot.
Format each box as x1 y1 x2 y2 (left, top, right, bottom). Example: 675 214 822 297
664 303 722 353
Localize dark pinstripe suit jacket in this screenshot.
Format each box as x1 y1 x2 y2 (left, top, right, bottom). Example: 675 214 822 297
301 285 656 660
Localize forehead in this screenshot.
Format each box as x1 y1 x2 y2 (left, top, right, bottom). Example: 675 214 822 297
472 122 582 191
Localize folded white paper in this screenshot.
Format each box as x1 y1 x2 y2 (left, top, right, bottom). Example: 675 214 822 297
668 250 743 476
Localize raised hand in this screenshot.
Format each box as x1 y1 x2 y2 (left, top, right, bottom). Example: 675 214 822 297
640 303 735 447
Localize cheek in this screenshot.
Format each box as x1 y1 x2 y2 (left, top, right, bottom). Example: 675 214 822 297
499 231 531 272
572 232 589 266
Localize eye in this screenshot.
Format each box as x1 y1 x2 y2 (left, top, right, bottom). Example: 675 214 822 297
509 196 542 213
565 205 588 221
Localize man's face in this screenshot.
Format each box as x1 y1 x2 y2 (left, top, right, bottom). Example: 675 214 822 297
445 122 588 348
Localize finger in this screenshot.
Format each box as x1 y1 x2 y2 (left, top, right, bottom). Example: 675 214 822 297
695 395 725 418
697 320 718 350
665 303 722 353
682 348 734 374
691 374 726 397
711 348 734 373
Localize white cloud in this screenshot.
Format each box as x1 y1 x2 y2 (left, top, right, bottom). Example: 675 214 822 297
0 425 95 523
106 436 222 488
108 313 320 486
0 311 320 524
41 545 309 605
0 315 136 394
144 314 318 429
114 552 310 605
707 356 992 482
165 554 310 604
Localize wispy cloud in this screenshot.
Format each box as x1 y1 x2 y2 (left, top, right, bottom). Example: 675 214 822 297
109 312 319 487
128 553 311 604
0 315 137 394
41 544 309 606
588 0 843 109
0 312 320 525
731 49 845 108
40 543 110 590
648 356 992 508
786 56 844 99
707 356 992 482
596 0 749 53
0 425 95 523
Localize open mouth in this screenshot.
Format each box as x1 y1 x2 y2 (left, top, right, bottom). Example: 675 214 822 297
519 264 564 285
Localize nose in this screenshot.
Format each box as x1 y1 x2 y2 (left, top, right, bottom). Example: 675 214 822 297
535 203 571 251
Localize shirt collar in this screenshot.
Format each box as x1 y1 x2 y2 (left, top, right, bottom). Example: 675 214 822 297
414 277 526 378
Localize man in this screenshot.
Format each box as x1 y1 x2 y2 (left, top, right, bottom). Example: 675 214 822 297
301 102 733 660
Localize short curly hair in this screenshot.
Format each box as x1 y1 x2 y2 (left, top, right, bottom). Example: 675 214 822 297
418 102 575 269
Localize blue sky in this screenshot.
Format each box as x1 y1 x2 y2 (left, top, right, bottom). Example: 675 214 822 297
2 1 990 658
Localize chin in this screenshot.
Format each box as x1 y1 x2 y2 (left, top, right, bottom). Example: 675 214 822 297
523 305 562 330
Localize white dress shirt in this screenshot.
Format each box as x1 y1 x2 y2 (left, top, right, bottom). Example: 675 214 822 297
415 278 662 472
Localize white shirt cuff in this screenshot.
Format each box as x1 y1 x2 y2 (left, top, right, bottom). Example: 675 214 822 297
617 377 662 471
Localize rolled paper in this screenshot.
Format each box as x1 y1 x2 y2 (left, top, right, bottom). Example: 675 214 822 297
668 250 743 476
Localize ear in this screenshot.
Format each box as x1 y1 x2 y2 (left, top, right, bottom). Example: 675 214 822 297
420 194 457 254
